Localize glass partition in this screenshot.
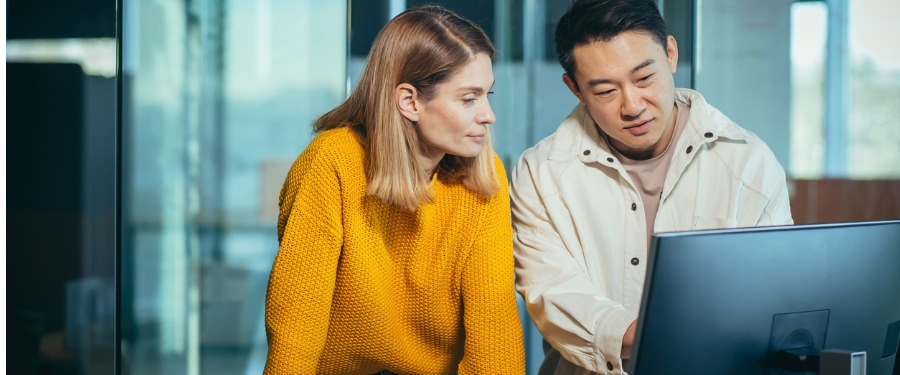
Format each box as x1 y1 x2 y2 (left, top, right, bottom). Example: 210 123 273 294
790 1 828 178
844 0 900 178
7 4 117 374
118 0 347 373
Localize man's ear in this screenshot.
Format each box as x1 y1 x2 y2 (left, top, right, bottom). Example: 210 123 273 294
396 83 420 122
666 35 679 74
562 73 585 104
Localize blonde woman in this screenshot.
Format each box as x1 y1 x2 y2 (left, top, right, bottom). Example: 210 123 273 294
264 6 525 375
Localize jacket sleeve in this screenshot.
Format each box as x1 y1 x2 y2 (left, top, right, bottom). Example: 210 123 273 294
509 154 636 375
458 156 526 375
757 156 794 226
263 146 343 374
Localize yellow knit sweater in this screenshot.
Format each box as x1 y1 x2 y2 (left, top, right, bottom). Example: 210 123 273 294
264 127 525 374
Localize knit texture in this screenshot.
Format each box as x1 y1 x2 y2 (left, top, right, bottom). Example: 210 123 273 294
264 127 525 375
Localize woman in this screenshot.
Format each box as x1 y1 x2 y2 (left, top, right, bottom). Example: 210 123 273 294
264 6 525 375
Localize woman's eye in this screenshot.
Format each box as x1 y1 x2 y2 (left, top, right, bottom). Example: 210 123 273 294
463 98 476 105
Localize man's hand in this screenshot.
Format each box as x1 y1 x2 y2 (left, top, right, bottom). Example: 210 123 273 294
621 320 637 359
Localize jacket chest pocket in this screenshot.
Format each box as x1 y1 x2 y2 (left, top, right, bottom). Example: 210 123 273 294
691 180 769 230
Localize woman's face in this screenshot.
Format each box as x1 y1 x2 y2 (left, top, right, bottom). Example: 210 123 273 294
412 52 495 170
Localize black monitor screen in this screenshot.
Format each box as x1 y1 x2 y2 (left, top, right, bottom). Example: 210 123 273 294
631 220 900 375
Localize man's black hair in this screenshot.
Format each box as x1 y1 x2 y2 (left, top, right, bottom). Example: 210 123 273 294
555 0 668 82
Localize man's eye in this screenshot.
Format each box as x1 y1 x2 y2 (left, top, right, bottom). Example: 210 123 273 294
639 74 654 82
595 89 614 96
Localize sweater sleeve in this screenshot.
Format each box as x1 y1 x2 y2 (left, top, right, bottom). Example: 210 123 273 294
458 156 526 375
263 143 344 374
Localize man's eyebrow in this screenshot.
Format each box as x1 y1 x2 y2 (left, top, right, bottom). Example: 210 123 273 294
586 78 613 87
586 59 656 87
632 59 655 74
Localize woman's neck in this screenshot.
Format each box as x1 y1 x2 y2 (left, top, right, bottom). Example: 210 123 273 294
417 147 444 178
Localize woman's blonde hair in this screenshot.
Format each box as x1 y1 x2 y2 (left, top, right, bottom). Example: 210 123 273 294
314 6 498 211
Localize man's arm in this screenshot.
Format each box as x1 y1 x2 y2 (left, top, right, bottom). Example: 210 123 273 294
756 149 794 226
510 154 636 374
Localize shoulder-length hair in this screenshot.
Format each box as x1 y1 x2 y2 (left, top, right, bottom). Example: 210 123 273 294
314 5 498 211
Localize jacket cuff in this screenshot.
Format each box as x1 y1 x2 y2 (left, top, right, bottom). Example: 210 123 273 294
593 309 638 374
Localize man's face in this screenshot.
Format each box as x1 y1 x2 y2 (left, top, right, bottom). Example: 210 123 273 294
563 31 679 160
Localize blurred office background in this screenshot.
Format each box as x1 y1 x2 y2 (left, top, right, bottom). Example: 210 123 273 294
6 0 900 374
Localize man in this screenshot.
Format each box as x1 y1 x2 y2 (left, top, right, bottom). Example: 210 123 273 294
509 0 793 374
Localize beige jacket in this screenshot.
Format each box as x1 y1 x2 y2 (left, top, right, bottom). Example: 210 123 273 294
511 89 793 375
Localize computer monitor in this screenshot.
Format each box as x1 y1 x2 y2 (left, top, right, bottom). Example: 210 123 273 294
630 220 900 375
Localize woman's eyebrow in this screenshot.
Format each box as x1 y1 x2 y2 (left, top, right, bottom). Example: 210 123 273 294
456 80 496 94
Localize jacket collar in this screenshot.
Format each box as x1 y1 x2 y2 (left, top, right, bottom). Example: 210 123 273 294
547 88 747 163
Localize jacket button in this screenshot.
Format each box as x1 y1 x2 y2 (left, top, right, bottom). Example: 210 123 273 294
631 203 637 211
583 150 591 155
607 157 614 163
704 132 714 138
686 145 694 154
631 257 640 266
607 361 614 371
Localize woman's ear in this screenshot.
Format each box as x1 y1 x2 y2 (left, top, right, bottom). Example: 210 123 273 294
396 83 420 122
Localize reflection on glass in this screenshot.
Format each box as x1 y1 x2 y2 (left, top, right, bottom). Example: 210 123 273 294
7 38 117 375
790 2 827 178
847 0 900 178
790 0 900 179
6 38 117 77
120 1 346 374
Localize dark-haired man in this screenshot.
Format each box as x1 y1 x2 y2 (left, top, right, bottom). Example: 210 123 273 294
510 0 793 374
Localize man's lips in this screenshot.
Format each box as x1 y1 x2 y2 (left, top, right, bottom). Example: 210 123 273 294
625 119 652 136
